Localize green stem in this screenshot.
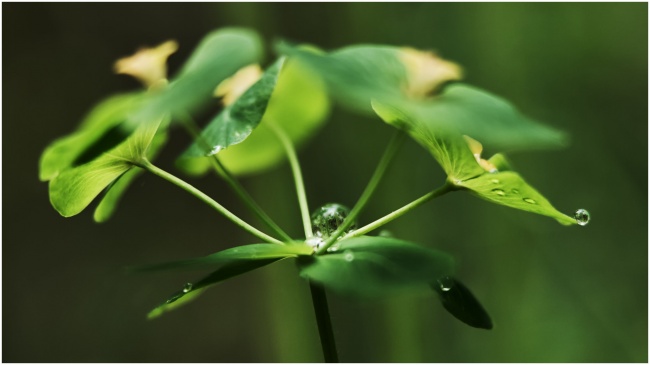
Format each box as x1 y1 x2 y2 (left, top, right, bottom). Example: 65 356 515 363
342 182 455 239
309 281 339 363
268 121 313 238
140 159 284 245
317 131 405 254
178 115 293 242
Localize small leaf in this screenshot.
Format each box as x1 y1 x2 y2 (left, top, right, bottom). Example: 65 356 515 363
133 28 263 123
147 258 280 319
298 236 454 296
134 243 313 272
459 171 576 225
39 93 143 181
433 276 493 329
93 133 168 222
182 58 284 157
48 117 162 217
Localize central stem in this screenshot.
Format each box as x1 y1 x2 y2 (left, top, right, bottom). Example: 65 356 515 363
309 281 339 363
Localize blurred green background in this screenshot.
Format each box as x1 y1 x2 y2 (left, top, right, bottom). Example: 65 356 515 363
3 3 647 362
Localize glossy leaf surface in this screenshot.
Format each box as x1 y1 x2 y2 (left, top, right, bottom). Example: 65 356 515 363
178 58 330 176
147 258 281 319
135 243 312 272
48 118 161 217
182 58 283 157
434 276 493 329
460 171 576 225
298 236 454 296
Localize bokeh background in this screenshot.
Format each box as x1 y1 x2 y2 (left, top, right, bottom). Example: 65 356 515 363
3 3 647 362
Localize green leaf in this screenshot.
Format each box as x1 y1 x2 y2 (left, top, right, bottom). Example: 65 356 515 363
48 117 162 217
147 258 280 319
39 93 143 181
403 84 568 150
459 171 576 225
278 43 405 113
372 100 485 182
132 28 263 124
298 236 454 296
93 133 168 222
134 243 313 272
182 58 284 157
178 57 330 176
433 276 493 329
487 153 512 172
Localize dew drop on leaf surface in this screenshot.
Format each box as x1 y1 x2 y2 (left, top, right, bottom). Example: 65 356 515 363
343 250 354 262
523 198 536 204
491 188 505 196
183 283 193 293
574 209 590 226
311 203 356 238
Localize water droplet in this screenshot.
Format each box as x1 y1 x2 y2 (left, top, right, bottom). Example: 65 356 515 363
574 209 590 226
378 230 394 238
306 236 324 250
207 145 224 156
523 198 536 204
488 168 499 174
492 189 505 196
311 203 356 238
183 283 193 293
437 276 455 292
490 179 500 184
343 250 354 262
326 244 340 252
511 188 520 194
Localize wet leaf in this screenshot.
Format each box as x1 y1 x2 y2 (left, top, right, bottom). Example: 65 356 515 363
177 57 330 176
182 58 284 157
433 276 493 329
298 236 454 296
459 171 576 225
147 258 281 319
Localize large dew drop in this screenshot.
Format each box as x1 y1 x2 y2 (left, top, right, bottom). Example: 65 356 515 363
183 283 193 293
574 209 590 226
311 203 356 239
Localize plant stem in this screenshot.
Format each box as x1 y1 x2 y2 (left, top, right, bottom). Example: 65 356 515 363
342 182 455 239
317 131 405 254
268 121 313 238
178 115 293 242
309 281 339 363
140 159 284 245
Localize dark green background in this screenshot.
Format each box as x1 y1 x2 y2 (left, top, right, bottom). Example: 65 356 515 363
4 3 647 362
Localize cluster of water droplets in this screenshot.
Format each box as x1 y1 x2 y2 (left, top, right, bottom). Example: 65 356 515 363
307 203 357 252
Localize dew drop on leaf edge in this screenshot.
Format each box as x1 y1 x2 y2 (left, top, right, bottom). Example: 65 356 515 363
574 208 590 226
183 283 193 293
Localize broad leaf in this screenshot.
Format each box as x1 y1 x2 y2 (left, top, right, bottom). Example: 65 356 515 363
132 28 263 124
178 57 330 176
182 58 284 157
401 84 568 150
459 171 576 225
433 276 493 329
39 93 143 181
281 43 566 151
147 258 281 319
134 243 312 272
48 118 162 217
93 133 168 222
298 236 454 296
